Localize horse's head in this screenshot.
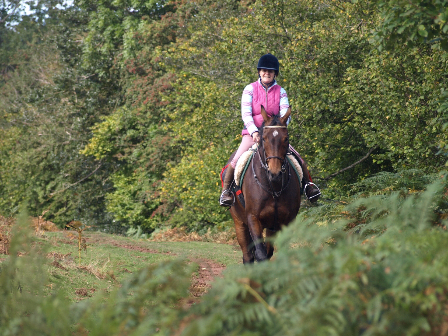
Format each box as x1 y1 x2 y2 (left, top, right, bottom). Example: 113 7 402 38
260 105 291 181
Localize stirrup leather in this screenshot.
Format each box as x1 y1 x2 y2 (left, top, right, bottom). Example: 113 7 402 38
304 182 321 200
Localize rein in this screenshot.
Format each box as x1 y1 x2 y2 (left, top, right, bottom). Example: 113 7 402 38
252 149 291 198
252 123 291 232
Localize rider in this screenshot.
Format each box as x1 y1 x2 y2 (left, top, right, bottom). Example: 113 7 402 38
219 53 321 206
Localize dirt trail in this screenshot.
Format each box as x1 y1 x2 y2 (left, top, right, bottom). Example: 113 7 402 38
85 233 227 298
190 258 226 297
1 228 230 300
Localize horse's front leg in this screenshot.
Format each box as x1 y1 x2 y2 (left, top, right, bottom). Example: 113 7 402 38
247 214 267 262
235 222 255 264
231 211 254 264
265 228 278 260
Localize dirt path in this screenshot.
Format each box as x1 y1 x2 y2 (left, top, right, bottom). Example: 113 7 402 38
1 229 234 302
190 258 226 297
84 232 229 298
112 241 227 297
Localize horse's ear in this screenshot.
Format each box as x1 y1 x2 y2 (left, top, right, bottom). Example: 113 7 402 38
280 107 291 125
260 105 269 123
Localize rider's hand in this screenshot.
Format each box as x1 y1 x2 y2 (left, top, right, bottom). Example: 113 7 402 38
252 131 260 143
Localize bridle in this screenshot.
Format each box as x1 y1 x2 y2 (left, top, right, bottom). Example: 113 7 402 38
252 124 291 199
261 125 288 172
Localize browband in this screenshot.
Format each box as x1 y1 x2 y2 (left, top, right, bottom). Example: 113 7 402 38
264 126 287 129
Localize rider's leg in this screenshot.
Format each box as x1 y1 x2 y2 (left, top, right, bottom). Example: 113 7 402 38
289 145 321 203
219 165 235 206
230 134 256 168
220 135 255 206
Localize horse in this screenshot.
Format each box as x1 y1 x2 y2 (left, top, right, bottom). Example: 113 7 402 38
225 106 301 263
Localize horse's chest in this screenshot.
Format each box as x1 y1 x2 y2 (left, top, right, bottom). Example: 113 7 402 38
256 201 298 227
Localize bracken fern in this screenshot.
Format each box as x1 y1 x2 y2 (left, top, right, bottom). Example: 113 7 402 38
180 174 448 336
1 173 448 335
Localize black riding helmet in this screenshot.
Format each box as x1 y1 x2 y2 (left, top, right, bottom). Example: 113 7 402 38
257 53 279 76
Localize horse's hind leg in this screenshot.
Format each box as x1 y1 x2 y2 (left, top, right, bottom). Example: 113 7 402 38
232 215 255 264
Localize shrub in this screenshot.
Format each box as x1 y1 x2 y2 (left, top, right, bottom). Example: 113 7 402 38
1 175 448 335
180 176 448 335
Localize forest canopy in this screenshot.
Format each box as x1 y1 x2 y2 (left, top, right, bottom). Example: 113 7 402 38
0 0 447 232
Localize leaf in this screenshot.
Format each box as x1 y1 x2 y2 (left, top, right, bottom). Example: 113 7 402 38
441 38 448 51
418 25 428 37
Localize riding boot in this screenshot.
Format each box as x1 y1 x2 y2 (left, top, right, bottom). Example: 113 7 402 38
219 166 235 206
301 163 321 203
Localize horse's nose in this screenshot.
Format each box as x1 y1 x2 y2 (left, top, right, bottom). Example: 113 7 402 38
268 170 282 182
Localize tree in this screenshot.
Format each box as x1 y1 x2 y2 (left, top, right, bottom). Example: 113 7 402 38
372 0 448 50
0 2 118 227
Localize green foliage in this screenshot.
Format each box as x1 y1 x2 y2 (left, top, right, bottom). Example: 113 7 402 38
126 225 148 239
350 169 437 195
158 75 242 231
72 259 193 336
0 2 120 227
372 0 448 51
0 38 115 226
2 177 448 335
179 176 448 335
0 212 72 335
0 213 193 336
78 0 172 77
1 0 448 232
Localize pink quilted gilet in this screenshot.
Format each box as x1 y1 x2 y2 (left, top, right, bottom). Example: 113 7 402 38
242 80 281 135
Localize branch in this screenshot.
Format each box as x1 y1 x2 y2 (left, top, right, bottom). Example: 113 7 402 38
0 3 20 24
48 163 103 198
319 145 378 181
324 0 345 12
279 1 293 43
243 284 278 314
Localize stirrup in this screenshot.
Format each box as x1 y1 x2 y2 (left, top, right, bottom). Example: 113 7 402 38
219 189 235 207
304 182 321 200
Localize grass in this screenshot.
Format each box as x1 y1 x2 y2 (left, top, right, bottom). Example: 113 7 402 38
4 230 242 302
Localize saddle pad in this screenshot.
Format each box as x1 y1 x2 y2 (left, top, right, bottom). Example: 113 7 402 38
234 145 303 186
234 146 257 186
286 154 303 182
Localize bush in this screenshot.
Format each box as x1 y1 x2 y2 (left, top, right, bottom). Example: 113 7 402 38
1 175 448 335
180 175 448 335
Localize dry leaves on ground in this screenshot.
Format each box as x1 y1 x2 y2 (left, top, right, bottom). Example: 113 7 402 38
150 227 237 245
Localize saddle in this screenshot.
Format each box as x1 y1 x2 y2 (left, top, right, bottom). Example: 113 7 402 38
220 146 304 208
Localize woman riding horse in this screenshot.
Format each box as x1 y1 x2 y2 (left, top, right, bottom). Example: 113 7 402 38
219 53 321 206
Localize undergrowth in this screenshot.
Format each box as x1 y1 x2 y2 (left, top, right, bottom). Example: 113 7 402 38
1 170 447 335
0 214 193 336
181 173 448 335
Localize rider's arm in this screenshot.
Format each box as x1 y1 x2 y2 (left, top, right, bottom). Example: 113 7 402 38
241 84 258 136
279 87 291 125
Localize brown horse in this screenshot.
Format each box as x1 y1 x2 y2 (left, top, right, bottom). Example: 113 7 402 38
226 106 301 263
